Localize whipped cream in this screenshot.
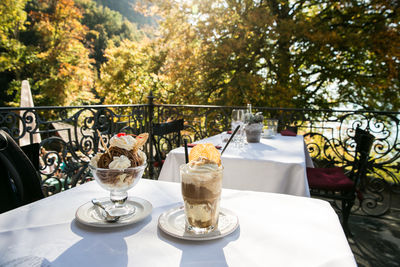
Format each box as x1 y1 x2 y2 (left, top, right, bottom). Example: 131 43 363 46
187 157 220 173
110 134 137 151
90 153 103 168
138 149 147 163
109 155 131 169
181 156 223 191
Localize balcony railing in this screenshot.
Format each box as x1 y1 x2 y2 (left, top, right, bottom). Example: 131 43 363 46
1 92 399 217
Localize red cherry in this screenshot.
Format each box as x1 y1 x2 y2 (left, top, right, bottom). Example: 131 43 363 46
117 133 127 137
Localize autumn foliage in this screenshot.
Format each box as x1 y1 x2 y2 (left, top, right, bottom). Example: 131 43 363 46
0 0 399 111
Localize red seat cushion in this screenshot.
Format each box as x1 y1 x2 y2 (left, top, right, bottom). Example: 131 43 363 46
153 160 165 168
280 130 297 136
306 167 354 191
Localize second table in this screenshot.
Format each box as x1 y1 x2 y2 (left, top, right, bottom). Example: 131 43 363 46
158 134 313 197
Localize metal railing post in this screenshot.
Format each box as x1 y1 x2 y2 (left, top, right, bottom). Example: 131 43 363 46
147 91 155 179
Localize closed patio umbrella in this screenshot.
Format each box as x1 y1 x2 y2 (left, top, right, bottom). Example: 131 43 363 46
19 80 41 146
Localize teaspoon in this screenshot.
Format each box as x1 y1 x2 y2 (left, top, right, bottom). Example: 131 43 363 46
91 199 120 223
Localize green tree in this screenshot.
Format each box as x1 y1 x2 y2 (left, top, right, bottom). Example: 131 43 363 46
94 0 155 26
77 0 144 77
98 39 168 104
0 0 36 106
300 1 400 110
0 0 32 78
26 0 95 106
138 0 399 110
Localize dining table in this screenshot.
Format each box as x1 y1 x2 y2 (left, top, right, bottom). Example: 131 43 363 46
158 133 314 197
0 179 356 267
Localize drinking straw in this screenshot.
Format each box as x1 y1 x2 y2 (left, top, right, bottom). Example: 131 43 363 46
221 125 240 155
184 139 189 163
96 129 111 158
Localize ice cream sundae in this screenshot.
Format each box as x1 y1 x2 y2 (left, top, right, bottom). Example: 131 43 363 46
180 143 223 234
90 132 148 190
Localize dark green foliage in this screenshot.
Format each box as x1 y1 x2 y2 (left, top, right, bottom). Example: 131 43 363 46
93 0 155 26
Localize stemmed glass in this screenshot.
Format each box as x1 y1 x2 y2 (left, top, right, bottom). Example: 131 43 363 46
231 109 245 148
90 163 147 217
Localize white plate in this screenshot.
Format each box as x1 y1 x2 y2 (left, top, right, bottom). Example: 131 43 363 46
75 197 152 228
158 206 239 241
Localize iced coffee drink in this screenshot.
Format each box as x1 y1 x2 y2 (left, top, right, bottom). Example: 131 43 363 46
181 144 223 234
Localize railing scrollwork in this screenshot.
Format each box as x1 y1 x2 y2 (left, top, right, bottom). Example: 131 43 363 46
1 94 399 217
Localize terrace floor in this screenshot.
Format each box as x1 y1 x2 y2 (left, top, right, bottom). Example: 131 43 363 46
348 209 400 267
343 206 400 267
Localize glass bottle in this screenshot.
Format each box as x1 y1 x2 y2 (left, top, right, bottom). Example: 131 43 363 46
247 103 252 114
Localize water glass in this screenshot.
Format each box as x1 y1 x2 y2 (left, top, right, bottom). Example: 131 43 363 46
220 132 229 143
231 109 245 147
231 109 245 124
263 119 278 138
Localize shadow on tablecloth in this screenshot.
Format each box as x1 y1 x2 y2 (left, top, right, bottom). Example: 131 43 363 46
51 216 152 266
157 221 240 267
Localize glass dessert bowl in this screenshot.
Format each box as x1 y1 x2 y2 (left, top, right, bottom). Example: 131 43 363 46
89 132 149 217
90 163 147 217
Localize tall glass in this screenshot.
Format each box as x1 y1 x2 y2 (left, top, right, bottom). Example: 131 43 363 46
180 163 223 234
231 109 245 148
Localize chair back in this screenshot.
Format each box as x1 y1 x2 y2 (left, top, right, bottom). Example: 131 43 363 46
0 130 44 213
153 119 184 136
351 128 375 185
152 119 184 168
21 143 41 171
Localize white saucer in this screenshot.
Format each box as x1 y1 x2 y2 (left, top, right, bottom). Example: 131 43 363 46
261 134 276 139
75 197 152 228
158 206 239 241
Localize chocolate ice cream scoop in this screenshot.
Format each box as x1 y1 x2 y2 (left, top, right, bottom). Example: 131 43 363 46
97 146 143 168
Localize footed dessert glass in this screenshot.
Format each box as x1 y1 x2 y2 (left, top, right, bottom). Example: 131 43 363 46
90 163 147 217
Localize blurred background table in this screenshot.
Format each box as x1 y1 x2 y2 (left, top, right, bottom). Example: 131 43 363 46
158 134 313 197
0 179 355 267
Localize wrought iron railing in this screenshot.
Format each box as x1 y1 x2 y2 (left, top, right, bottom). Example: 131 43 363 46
1 92 399 216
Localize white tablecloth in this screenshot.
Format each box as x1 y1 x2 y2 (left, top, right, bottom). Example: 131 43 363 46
0 179 356 267
159 134 313 197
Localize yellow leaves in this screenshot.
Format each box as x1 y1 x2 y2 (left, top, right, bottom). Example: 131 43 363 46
16 0 95 107
2 0 393 110
32 0 87 45
98 39 161 105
